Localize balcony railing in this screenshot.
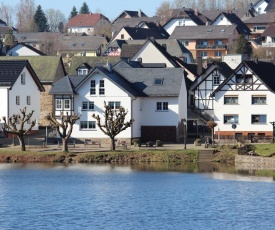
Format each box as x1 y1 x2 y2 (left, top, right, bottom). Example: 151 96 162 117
195 45 227 49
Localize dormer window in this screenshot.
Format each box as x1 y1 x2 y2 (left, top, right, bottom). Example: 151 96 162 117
221 17 223 21
78 69 88 75
154 78 163 85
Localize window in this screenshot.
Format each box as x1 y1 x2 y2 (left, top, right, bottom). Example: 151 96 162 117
64 99 71 110
90 80 96 95
21 73 25 85
236 74 252 83
182 40 189 46
224 96 238 104
108 101 121 109
16 96 20 105
201 51 208 57
215 40 222 46
214 51 222 57
156 102 168 111
224 115 238 124
78 69 88 75
80 121 96 130
121 34 124 39
154 78 163 85
27 96 31 105
56 99 62 110
213 75 220 85
251 115 266 124
252 96 266 104
99 80 105 95
253 26 266 32
82 101 94 110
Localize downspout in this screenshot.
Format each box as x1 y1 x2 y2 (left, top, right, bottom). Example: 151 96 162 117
131 97 137 140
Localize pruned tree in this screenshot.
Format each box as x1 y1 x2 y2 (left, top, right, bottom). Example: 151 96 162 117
2 107 36 151
80 2 90 14
206 120 217 145
46 112 80 152
68 6 78 20
92 102 134 150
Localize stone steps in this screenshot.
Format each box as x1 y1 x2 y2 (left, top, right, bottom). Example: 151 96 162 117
198 150 214 162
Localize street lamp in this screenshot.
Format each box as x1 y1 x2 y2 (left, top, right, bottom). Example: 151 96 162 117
269 121 275 143
182 119 187 149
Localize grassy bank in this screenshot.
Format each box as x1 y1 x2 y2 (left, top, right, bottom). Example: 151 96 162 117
0 149 200 164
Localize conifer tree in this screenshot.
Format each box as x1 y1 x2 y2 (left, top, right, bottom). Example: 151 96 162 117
69 6 78 19
33 5 49 32
80 2 90 14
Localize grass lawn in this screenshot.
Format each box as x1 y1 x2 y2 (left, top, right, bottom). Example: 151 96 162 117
252 143 275 157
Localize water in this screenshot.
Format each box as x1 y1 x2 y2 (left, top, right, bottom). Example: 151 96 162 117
0 163 274 230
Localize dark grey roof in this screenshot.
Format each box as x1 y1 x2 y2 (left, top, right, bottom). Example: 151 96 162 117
0 60 44 91
112 10 148 23
122 27 169 39
211 60 275 95
201 9 254 21
170 25 238 39
115 67 184 96
120 44 144 59
0 19 8 26
265 0 275 12
112 17 160 34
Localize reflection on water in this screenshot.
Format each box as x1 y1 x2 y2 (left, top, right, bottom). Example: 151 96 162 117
0 162 275 229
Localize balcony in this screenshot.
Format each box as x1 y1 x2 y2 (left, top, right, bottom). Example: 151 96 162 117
195 44 227 49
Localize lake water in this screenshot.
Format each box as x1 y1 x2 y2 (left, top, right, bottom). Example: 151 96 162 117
0 163 275 230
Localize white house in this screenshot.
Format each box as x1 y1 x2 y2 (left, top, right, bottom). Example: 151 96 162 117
6 43 46 56
49 61 187 143
211 60 275 139
0 60 45 134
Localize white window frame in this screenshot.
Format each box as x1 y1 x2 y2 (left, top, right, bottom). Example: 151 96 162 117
99 80 105 95
252 96 266 105
90 80 96 95
56 99 62 110
156 102 169 111
108 101 121 109
224 115 238 124
224 96 238 104
80 121 96 130
251 114 266 124
82 101 94 110
64 99 71 110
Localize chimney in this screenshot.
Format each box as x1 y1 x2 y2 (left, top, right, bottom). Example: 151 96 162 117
194 9 198 16
138 9 141 18
197 57 203 75
254 57 258 64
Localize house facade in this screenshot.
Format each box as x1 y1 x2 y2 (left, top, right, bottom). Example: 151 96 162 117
212 60 275 138
50 62 187 143
6 43 46 56
0 60 44 133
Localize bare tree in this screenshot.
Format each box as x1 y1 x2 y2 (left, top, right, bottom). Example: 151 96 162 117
172 0 193 8
156 1 171 17
46 112 80 153
0 3 14 26
16 0 36 32
46 8 66 32
40 32 64 55
94 19 112 39
2 107 36 151
92 102 134 150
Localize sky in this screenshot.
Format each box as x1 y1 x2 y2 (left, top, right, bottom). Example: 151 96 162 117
1 0 165 21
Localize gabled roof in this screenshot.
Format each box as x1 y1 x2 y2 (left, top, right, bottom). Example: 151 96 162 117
210 12 251 35
0 19 8 26
112 10 147 23
170 25 239 40
161 8 208 26
211 60 275 96
66 13 109 27
244 12 275 23
111 17 161 34
0 60 44 91
190 62 233 91
120 44 144 59
261 23 275 36
138 21 169 38
0 56 66 83
121 27 169 40
202 9 254 21
7 43 46 56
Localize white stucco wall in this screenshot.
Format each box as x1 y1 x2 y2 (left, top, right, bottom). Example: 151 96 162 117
112 28 132 40
214 70 275 133
164 19 197 35
0 87 9 122
222 54 249 69
211 15 232 26
9 67 41 130
254 1 268 14
131 42 174 67
71 72 133 139
7 45 41 56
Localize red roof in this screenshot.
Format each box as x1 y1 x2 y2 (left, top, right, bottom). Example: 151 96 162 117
66 14 105 27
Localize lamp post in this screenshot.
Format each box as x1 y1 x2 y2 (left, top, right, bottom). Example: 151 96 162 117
182 119 187 149
269 122 275 143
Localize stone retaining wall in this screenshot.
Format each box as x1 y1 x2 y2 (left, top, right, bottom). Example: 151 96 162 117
235 155 275 170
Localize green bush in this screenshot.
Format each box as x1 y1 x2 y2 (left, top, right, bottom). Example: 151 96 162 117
132 139 139 146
